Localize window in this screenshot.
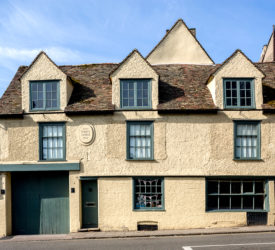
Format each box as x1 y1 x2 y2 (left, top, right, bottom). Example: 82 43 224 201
120 79 151 109
206 179 267 211
234 121 261 160
133 177 164 210
39 123 65 161
127 121 153 160
30 81 59 110
224 79 254 109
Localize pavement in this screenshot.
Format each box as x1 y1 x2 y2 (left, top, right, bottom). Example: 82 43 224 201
1 225 275 242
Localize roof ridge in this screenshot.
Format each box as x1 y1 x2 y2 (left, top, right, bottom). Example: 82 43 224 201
59 63 119 67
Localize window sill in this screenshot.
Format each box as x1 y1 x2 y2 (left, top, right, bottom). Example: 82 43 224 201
233 158 263 162
133 209 166 212
120 108 153 111
206 209 268 213
38 159 67 162
30 108 61 112
126 159 155 162
224 108 256 110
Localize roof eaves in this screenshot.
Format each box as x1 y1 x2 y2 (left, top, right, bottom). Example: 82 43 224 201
65 109 114 115
158 108 218 114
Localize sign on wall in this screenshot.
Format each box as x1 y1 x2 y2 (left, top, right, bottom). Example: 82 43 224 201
78 124 95 145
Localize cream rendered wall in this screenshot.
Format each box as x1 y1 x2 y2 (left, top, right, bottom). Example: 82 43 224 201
0 173 11 236
207 77 216 106
147 21 213 65
96 177 246 231
208 51 265 110
21 53 71 112
2 111 275 233
263 33 274 62
111 51 159 110
2 111 275 175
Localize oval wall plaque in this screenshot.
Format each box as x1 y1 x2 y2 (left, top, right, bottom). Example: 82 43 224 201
78 124 95 145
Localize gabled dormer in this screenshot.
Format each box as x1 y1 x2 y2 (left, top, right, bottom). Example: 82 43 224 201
147 19 214 65
207 50 265 109
21 51 73 113
110 49 159 110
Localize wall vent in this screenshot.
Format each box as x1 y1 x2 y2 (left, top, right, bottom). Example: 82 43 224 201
247 212 267 226
137 221 158 231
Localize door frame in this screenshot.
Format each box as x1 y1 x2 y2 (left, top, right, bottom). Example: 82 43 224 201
80 177 99 229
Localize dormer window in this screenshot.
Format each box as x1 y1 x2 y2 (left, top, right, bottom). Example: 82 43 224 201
30 80 59 111
223 79 255 109
120 79 151 109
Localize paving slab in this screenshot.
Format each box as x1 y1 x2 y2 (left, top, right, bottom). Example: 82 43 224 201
1 226 275 242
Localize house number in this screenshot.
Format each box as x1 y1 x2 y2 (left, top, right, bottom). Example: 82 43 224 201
78 124 95 145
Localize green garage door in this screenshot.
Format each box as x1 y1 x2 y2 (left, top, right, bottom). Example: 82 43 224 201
12 172 69 235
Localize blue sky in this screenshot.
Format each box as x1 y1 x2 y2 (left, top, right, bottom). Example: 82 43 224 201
0 0 274 96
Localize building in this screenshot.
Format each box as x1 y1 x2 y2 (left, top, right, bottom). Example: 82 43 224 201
0 19 275 236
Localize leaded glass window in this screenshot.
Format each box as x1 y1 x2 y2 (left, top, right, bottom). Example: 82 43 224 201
40 123 65 160
134 178 163 210
207 179 267 211
234 122 260 160
224 79 254 108
127 121 153 160
120 79 151 109
30 81 59 110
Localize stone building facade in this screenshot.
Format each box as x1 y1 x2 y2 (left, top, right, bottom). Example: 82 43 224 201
0 19 275 236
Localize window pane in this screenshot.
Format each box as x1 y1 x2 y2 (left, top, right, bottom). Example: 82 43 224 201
207 196 218 210
128 123 152 159
231 196 242 209
121 80 150 108
41 124 64 160
231 182 241 194
207 180 266 211
243 182 253 193
224 79 253 108
255 182 264 194
254 195 264 210
243 196 253 209
219 196 230 209
220 182 230 194
135 178 162 209
235 123 259 159
38 84 43 91
208 181 218 194
31 81 59 110
32 83 38 91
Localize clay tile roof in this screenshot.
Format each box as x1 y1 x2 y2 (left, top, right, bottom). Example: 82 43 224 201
1 61 275 115
154 64 218 111
61 63 118 113
0 66 27 116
